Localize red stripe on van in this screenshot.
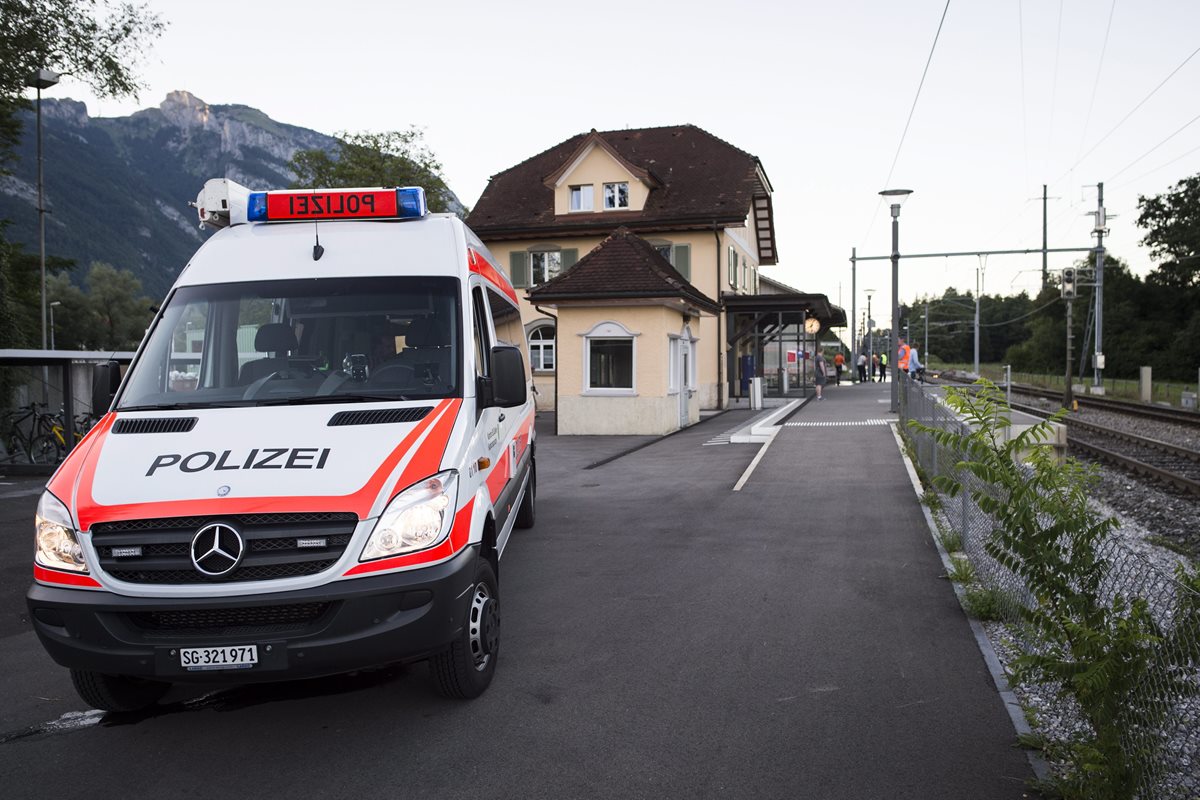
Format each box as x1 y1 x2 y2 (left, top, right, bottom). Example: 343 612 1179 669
70 399 459 530
386 398 462 502
342 500 473 576
468 249 520 306
34 564 102 588
485 448 510 501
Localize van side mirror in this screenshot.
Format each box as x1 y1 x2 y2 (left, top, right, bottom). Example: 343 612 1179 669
92 361 121 414
486 345 527 409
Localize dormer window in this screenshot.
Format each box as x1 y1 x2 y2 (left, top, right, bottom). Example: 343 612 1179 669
569 185 594 212
603 182 629 210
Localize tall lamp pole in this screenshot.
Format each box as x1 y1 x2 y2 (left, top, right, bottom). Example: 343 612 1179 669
864 289 875 381
25 69 60 351
49 300 61 350
880 189 913 412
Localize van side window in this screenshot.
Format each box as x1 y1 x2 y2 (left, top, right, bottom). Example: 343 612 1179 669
487 287 524 350
472 287 491 378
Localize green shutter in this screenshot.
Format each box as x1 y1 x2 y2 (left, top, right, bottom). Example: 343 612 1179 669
510 251 530 288
561 248 578 270
673 244 690 281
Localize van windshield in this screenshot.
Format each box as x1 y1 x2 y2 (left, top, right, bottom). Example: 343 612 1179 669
118 276 461 410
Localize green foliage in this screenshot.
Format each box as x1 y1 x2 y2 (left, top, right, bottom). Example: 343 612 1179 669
963 585 1017 622
945 554 975 584
910 380 1200 799
936 527 962 553
0 0 165 170
289 129 455 213
1137 173 1200 289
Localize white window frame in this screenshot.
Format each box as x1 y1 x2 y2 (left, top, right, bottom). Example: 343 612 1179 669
569 184 594 212
580 320 638 396
529 250 562 287
668 324 698 395
528 323 556 372
603 182 630 210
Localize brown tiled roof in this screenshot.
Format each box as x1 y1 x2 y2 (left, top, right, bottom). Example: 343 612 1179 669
467 125 767 238
527 227 719 313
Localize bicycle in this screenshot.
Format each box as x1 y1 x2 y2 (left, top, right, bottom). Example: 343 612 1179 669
1 404 62 464
49 409 94 454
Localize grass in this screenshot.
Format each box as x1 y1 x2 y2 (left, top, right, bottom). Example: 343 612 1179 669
946 554 976 584
937 528 963 553
963 585 1019 622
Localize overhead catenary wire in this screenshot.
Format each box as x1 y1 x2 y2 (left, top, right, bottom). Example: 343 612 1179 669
860 0 952 244
1075 0 1118 169
1053 42 1200 187
1109 110 1200 181
1114 141 1200 190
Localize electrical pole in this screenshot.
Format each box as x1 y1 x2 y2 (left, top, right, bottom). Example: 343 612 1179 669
1064 297 1074 409
924 300 929 362
850 248 857 383
1092 182 1106 391
1041 184 1049 291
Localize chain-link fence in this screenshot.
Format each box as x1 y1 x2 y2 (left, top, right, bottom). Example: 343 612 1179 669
900 376 1200 799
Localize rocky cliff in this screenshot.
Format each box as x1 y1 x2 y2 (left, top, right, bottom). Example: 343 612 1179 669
0 92 458 296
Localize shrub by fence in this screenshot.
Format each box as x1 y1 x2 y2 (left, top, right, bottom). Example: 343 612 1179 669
900 377 1200 800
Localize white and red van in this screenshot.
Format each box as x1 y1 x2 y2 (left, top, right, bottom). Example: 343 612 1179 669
27 180 536 710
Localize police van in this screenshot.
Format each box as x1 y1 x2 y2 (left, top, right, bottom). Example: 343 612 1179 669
27 181 536 711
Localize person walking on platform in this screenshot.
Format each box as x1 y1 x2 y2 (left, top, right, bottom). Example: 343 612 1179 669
857 353 868 382
908 345 924 383
879 352 888 381
813 348 828 400
871 353 880 381
833 352 845 385
897 337 912 381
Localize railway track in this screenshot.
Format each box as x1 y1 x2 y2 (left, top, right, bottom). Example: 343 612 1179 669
937 372 1200 428
1007 399 1200 496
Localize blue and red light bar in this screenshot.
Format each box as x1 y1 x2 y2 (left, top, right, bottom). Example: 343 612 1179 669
246 187 427 222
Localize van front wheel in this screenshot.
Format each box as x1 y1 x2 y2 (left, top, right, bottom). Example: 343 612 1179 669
430 559 499 699
70 670 169 712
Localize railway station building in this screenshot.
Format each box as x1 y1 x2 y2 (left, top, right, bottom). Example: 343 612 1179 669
467 124 845 435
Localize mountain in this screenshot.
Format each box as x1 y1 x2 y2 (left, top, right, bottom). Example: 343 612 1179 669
0 91 462 298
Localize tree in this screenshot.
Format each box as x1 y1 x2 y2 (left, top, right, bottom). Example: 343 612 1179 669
289 129 456 213
0 0 165 170
0 230 75 347
1136 173 1200 288
82 261 153 349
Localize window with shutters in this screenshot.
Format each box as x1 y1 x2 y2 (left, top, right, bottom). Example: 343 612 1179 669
528 324 555 372
727 246 738 288
647 241 691 281
603 182 629 210
569 185 594 212
530 251 562 286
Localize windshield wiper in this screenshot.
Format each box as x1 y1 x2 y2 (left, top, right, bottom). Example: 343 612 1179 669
255 393 414 406
118 401 253 411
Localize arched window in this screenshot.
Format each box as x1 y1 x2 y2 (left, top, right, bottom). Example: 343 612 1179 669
528 324 556 371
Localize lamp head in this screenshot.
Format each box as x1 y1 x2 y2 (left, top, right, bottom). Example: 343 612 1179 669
25 70 60 90
879 189 913 217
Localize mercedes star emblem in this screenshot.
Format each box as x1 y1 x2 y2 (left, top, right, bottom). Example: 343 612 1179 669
190 523 245 577
217 485 231 497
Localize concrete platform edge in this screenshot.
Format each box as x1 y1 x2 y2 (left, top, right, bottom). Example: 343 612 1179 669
888 422 1051 786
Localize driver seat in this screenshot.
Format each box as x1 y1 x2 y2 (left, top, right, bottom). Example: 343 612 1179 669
239 323 298 385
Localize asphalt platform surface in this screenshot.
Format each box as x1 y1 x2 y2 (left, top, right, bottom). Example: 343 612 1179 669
0 383 1032 799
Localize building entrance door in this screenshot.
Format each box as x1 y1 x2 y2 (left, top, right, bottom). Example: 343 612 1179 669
679 343 690 428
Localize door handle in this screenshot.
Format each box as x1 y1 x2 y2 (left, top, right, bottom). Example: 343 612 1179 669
498 413 506 422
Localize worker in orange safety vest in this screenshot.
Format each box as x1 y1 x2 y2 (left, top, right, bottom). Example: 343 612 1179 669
897 337 911 374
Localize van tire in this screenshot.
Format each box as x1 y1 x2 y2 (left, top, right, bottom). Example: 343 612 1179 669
70 670 170 712
514 460 535 529
430 559 499 699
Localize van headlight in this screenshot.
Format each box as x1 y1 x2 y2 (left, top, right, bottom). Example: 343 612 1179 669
35 492 88 573
360 471 458 561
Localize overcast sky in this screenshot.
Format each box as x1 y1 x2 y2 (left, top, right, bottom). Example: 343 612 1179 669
47 0 1200 331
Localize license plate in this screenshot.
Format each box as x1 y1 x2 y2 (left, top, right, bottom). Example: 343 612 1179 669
179 645 258 671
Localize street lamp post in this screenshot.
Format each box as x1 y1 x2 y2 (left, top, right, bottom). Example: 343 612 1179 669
880 189 913 412
49 300 61 350
864 289 875 382
25 69 60 351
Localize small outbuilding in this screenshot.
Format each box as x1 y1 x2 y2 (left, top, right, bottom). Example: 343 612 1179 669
527 227 719 435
